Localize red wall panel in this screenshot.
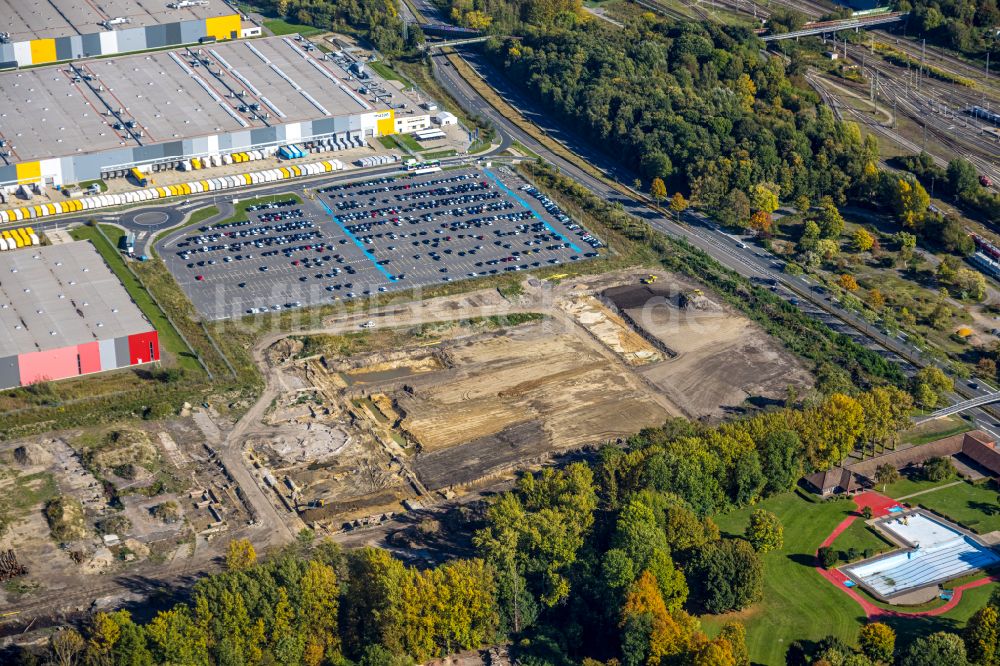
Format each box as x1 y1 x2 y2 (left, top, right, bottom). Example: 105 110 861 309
77 341 101 375
127 331 160 364
19 346 80 385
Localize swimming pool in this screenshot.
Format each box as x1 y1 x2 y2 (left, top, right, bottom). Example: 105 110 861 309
844 512 999 598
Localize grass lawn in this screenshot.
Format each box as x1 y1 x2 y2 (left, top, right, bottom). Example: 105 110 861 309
704 489 999 661
74 179 107 193
881 474 956 499
422 149 458 159
69 226 201 373
704 491 866 664
377 136 397 150
899 416 974 447
152 205 219 245
393 133 423 152
830 519 894 562
917 480 1000 534
263 18 321 36
225 193 301 223
368 60 403 82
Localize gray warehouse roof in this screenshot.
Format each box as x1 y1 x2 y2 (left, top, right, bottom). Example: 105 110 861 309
0 36 392 165
1 0 235 43
0 241 152 358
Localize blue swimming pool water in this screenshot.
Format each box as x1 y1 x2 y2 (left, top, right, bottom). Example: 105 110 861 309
845 513 1000 597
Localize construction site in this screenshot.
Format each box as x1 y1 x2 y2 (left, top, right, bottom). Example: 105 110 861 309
0 411 254 611
237 269 812 532
0 266 813 621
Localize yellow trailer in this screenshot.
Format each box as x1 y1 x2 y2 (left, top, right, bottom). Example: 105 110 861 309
191 158 201 170
279 167 291 179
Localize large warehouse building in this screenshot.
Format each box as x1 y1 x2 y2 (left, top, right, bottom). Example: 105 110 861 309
0 36 431 189
0 0 242 68
0 242 159 389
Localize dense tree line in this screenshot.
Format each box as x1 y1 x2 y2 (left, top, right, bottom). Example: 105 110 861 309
894 0 1000 63
14 380 925 666
483 15 882 210
253 0 416 55
898 154 1000 225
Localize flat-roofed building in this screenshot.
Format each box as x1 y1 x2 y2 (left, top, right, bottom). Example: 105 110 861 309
0 36 431 189
0 241 159 389
0 0 241 67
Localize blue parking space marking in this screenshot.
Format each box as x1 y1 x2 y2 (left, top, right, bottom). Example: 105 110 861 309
317 198 397 282
483 169 582 253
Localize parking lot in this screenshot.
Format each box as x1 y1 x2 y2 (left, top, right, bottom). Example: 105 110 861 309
159 166 601 320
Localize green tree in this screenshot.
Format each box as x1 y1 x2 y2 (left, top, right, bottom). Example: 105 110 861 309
751 182 780 214
886 176 931 229
964 605 998 665
744 509 783 553
342 547 407 654
300 559 341 659
651 178 668 204
922 456 956 481
359 644 417 666
271 587 305 666
474 464 597 608
687 539 763 613
899 631 968 666
669 192 688 223
609 499 688 609
947 158 980 196
910 366 953 409
145 607 210 666
817 197 845 238
859 622 896 663
853 228 875 252
955 268 987 301
757 429 803 495
225 538 256 572
896 231 917 261
874 463 900 491
726 189 752 228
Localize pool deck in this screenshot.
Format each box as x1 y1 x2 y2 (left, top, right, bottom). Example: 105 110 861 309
842 509 998 601
814 492 1000 618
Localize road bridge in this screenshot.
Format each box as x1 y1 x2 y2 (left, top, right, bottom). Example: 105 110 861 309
421 36 494 50
761 12 908 41
918 390 1000 421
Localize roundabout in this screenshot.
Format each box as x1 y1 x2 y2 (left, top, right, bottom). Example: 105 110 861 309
132 211 171 227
